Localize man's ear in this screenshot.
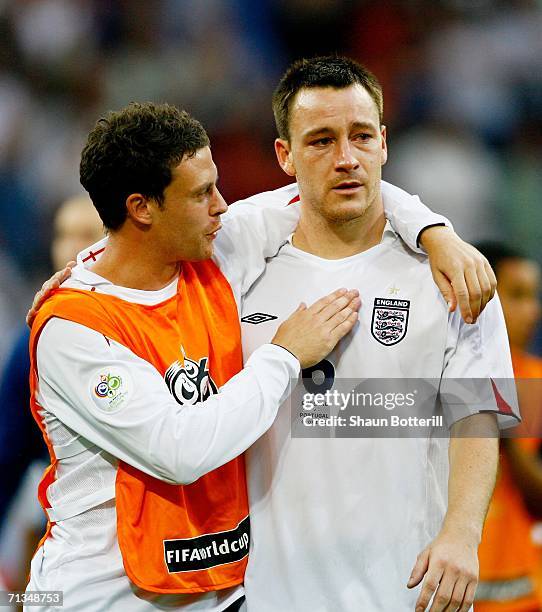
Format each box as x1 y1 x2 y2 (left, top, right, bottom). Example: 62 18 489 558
274 138 296 177
380 126 388 166
126 193 153 226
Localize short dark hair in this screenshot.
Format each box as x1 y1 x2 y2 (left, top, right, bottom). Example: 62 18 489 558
475 241 526 275
272 55 384 141
80 102 209 230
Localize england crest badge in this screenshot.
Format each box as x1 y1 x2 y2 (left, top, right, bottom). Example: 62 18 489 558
371 298 410 346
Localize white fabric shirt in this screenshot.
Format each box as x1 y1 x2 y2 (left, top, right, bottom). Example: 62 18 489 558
27 181 450 611
239 221 518 610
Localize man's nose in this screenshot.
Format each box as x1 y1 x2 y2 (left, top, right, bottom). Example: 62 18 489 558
335 140 359 171
211 188 228 216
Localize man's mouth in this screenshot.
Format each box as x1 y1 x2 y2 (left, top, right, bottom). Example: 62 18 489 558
206 225 222 240
332 181 363 193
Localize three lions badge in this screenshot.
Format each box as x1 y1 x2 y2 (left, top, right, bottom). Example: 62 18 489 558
371 298 410 346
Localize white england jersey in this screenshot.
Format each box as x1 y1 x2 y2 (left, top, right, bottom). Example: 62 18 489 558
240 222 518 611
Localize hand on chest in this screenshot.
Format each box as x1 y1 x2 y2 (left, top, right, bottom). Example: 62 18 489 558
241 279 446 378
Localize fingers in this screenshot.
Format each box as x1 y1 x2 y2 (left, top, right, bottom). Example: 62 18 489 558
25 265 74 328
52 265 72 288
415 564 444 612
476 263 493 315
58 263 75 284
464 266 482 323
480 258 496 314
442 577 468 612
428 571 457 612
484 259 497 297
26 292 46 326
408 548 429 588
432 270 456 313
416 565 477 612
315 290 360 324
26 308 36 327
426 229 498 323
463 255 496 322
454 249 495 323
450 273 472 324
307 288 349 315
327 307 360 344
457 580 477 612
319 293 360 326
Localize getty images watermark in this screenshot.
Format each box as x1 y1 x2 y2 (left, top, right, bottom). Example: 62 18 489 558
288 375 540 438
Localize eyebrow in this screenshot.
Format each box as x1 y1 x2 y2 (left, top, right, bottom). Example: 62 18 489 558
191 176 219 196
303 121 378 140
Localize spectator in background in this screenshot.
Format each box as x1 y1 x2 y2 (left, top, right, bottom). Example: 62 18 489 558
475 242 542 612
385 123 501 243
1 1 542 284
0 193 103 589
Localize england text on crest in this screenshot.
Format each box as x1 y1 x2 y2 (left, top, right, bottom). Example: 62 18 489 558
371 298 410 346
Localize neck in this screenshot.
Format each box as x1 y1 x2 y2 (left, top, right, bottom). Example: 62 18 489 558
90 230 180 291
292 197 386 259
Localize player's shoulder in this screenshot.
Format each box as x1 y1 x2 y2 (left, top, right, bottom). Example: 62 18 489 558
379 231 442 306
37 316 104 364
232 183 299 209
386 228 431 271
62 261 111 291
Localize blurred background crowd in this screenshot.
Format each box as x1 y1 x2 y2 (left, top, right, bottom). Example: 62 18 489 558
0 0 541 608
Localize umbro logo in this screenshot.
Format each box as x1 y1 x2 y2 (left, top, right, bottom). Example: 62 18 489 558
241 312 278 325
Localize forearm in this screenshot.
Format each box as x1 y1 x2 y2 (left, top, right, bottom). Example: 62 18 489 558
443 413 499 543
38 319 300 486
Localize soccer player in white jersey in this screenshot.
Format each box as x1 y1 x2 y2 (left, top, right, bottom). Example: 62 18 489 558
237 57 519 612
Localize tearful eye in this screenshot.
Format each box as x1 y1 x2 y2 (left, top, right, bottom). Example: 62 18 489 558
311 137 332 146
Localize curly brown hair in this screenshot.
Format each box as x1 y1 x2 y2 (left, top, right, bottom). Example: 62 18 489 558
80 102 209 230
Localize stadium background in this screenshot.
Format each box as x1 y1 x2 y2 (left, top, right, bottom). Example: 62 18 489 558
0 0 541 604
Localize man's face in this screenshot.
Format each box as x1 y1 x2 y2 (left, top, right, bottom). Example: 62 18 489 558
498 258 541 350
52 197 104 269
152 146 227 262
276 84 387 222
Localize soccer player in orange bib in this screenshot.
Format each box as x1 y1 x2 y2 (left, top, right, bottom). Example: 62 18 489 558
27 103 362 611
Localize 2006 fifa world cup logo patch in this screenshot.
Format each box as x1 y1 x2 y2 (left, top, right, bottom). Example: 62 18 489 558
90 367 134 413
371 298 410 346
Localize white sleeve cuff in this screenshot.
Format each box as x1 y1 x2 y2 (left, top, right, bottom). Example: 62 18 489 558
245 342 300 378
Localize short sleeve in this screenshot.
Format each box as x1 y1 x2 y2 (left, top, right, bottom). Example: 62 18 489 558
440 294 520 429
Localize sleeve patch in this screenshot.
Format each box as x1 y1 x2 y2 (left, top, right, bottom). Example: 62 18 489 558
89 366 134 414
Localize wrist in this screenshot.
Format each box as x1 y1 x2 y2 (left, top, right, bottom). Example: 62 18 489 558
417 223 451 249
440 515 482 546
270 342 300 364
